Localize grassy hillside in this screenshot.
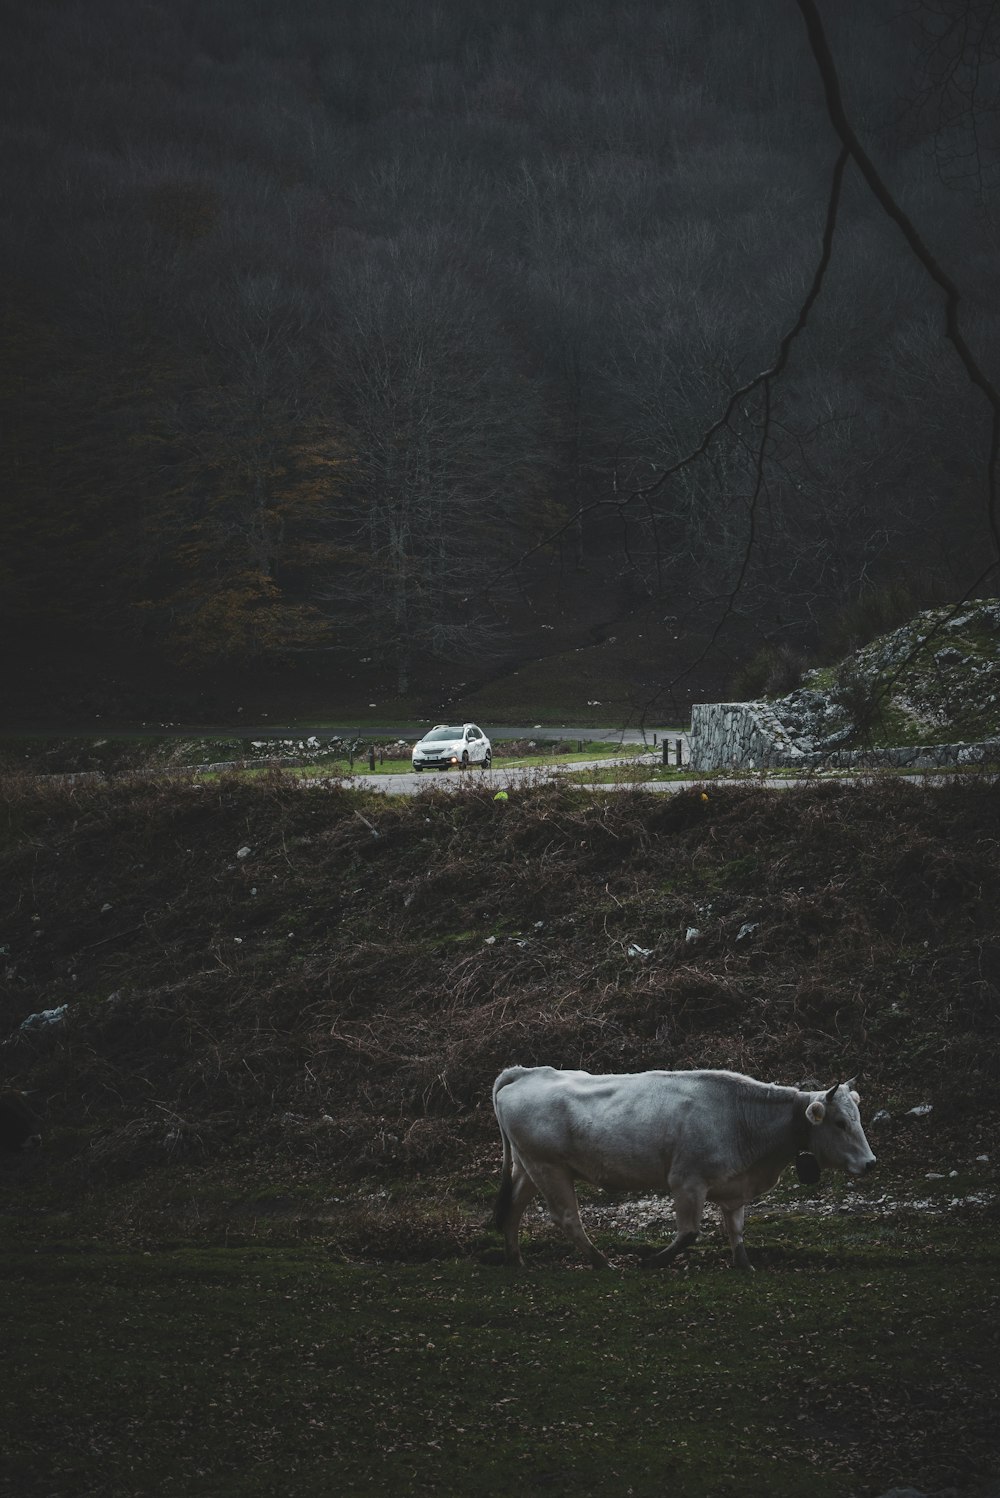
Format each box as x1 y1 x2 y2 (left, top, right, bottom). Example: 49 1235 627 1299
5 581 742 731
2 769 998 1232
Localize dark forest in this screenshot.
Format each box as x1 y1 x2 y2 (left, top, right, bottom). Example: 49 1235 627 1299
3 0 1000 719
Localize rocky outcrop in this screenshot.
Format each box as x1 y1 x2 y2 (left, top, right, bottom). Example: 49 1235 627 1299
689 601 1000 771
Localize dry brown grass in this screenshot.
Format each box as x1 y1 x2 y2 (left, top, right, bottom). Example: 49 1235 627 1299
2 769 999 1194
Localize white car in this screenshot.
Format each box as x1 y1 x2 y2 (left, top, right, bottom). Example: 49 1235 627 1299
412 723 492 771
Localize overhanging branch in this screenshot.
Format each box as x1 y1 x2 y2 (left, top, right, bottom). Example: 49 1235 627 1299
798 0 1000 563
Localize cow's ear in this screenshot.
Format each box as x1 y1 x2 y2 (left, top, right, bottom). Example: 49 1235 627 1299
849 1090 861 1104
806 1098 826 1125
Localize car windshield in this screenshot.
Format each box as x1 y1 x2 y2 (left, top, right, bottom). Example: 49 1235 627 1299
421 727 464 743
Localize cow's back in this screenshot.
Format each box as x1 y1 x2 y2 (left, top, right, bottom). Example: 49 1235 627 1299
493 1067 795 1193
493 1066 702 1192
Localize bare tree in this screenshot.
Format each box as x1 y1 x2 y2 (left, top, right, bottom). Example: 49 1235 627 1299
323 236 548 692
902 0 1000 208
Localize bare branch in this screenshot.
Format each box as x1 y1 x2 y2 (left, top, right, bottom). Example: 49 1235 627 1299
798 0 1000 562
479 145 850 608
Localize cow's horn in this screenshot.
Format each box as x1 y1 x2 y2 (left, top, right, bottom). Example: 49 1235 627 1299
826 1081 840 1103
844 1075 859 1090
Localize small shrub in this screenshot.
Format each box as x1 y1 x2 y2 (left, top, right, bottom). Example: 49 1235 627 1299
819 577 945 661
831 661 884 738
730 643 809 700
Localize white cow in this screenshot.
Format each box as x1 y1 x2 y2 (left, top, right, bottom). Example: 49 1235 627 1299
492 1065 876 1270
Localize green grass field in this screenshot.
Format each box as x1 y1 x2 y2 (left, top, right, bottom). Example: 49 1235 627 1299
2 1208 997 1498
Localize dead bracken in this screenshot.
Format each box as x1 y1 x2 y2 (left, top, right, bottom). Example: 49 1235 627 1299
0 769 997 1218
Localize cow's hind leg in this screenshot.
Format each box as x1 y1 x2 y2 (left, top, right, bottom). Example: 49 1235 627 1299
720 1203 753 1271
642 1186 705 1270
531 1165 611 1269
496 1160 538 1268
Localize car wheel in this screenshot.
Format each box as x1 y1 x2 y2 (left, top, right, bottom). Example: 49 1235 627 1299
461 751 469 768
413 765 422 772
482 749 492 769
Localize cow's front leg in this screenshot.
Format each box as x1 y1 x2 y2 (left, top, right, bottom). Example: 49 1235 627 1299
719 1203 753 1271
641 1187 704 1270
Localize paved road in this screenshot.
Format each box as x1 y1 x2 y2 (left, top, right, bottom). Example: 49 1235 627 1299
40 747 689 792
341 763 959 796
343 755 665 795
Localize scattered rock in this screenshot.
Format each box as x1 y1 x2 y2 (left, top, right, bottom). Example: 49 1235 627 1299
871 1109 892 1126
906 1103 933 1117
19 1005 68 1031
735 921 759 943
236 846 252 860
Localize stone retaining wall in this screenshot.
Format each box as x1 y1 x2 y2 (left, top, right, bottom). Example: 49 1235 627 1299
688 701 1000 772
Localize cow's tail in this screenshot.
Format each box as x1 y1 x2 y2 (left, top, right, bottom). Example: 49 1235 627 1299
491 1067 529 1233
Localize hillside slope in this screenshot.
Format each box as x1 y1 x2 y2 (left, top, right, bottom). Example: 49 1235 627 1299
2 771 998 1241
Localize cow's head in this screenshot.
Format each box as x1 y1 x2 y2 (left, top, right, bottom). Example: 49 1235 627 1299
805 1078 876 1176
